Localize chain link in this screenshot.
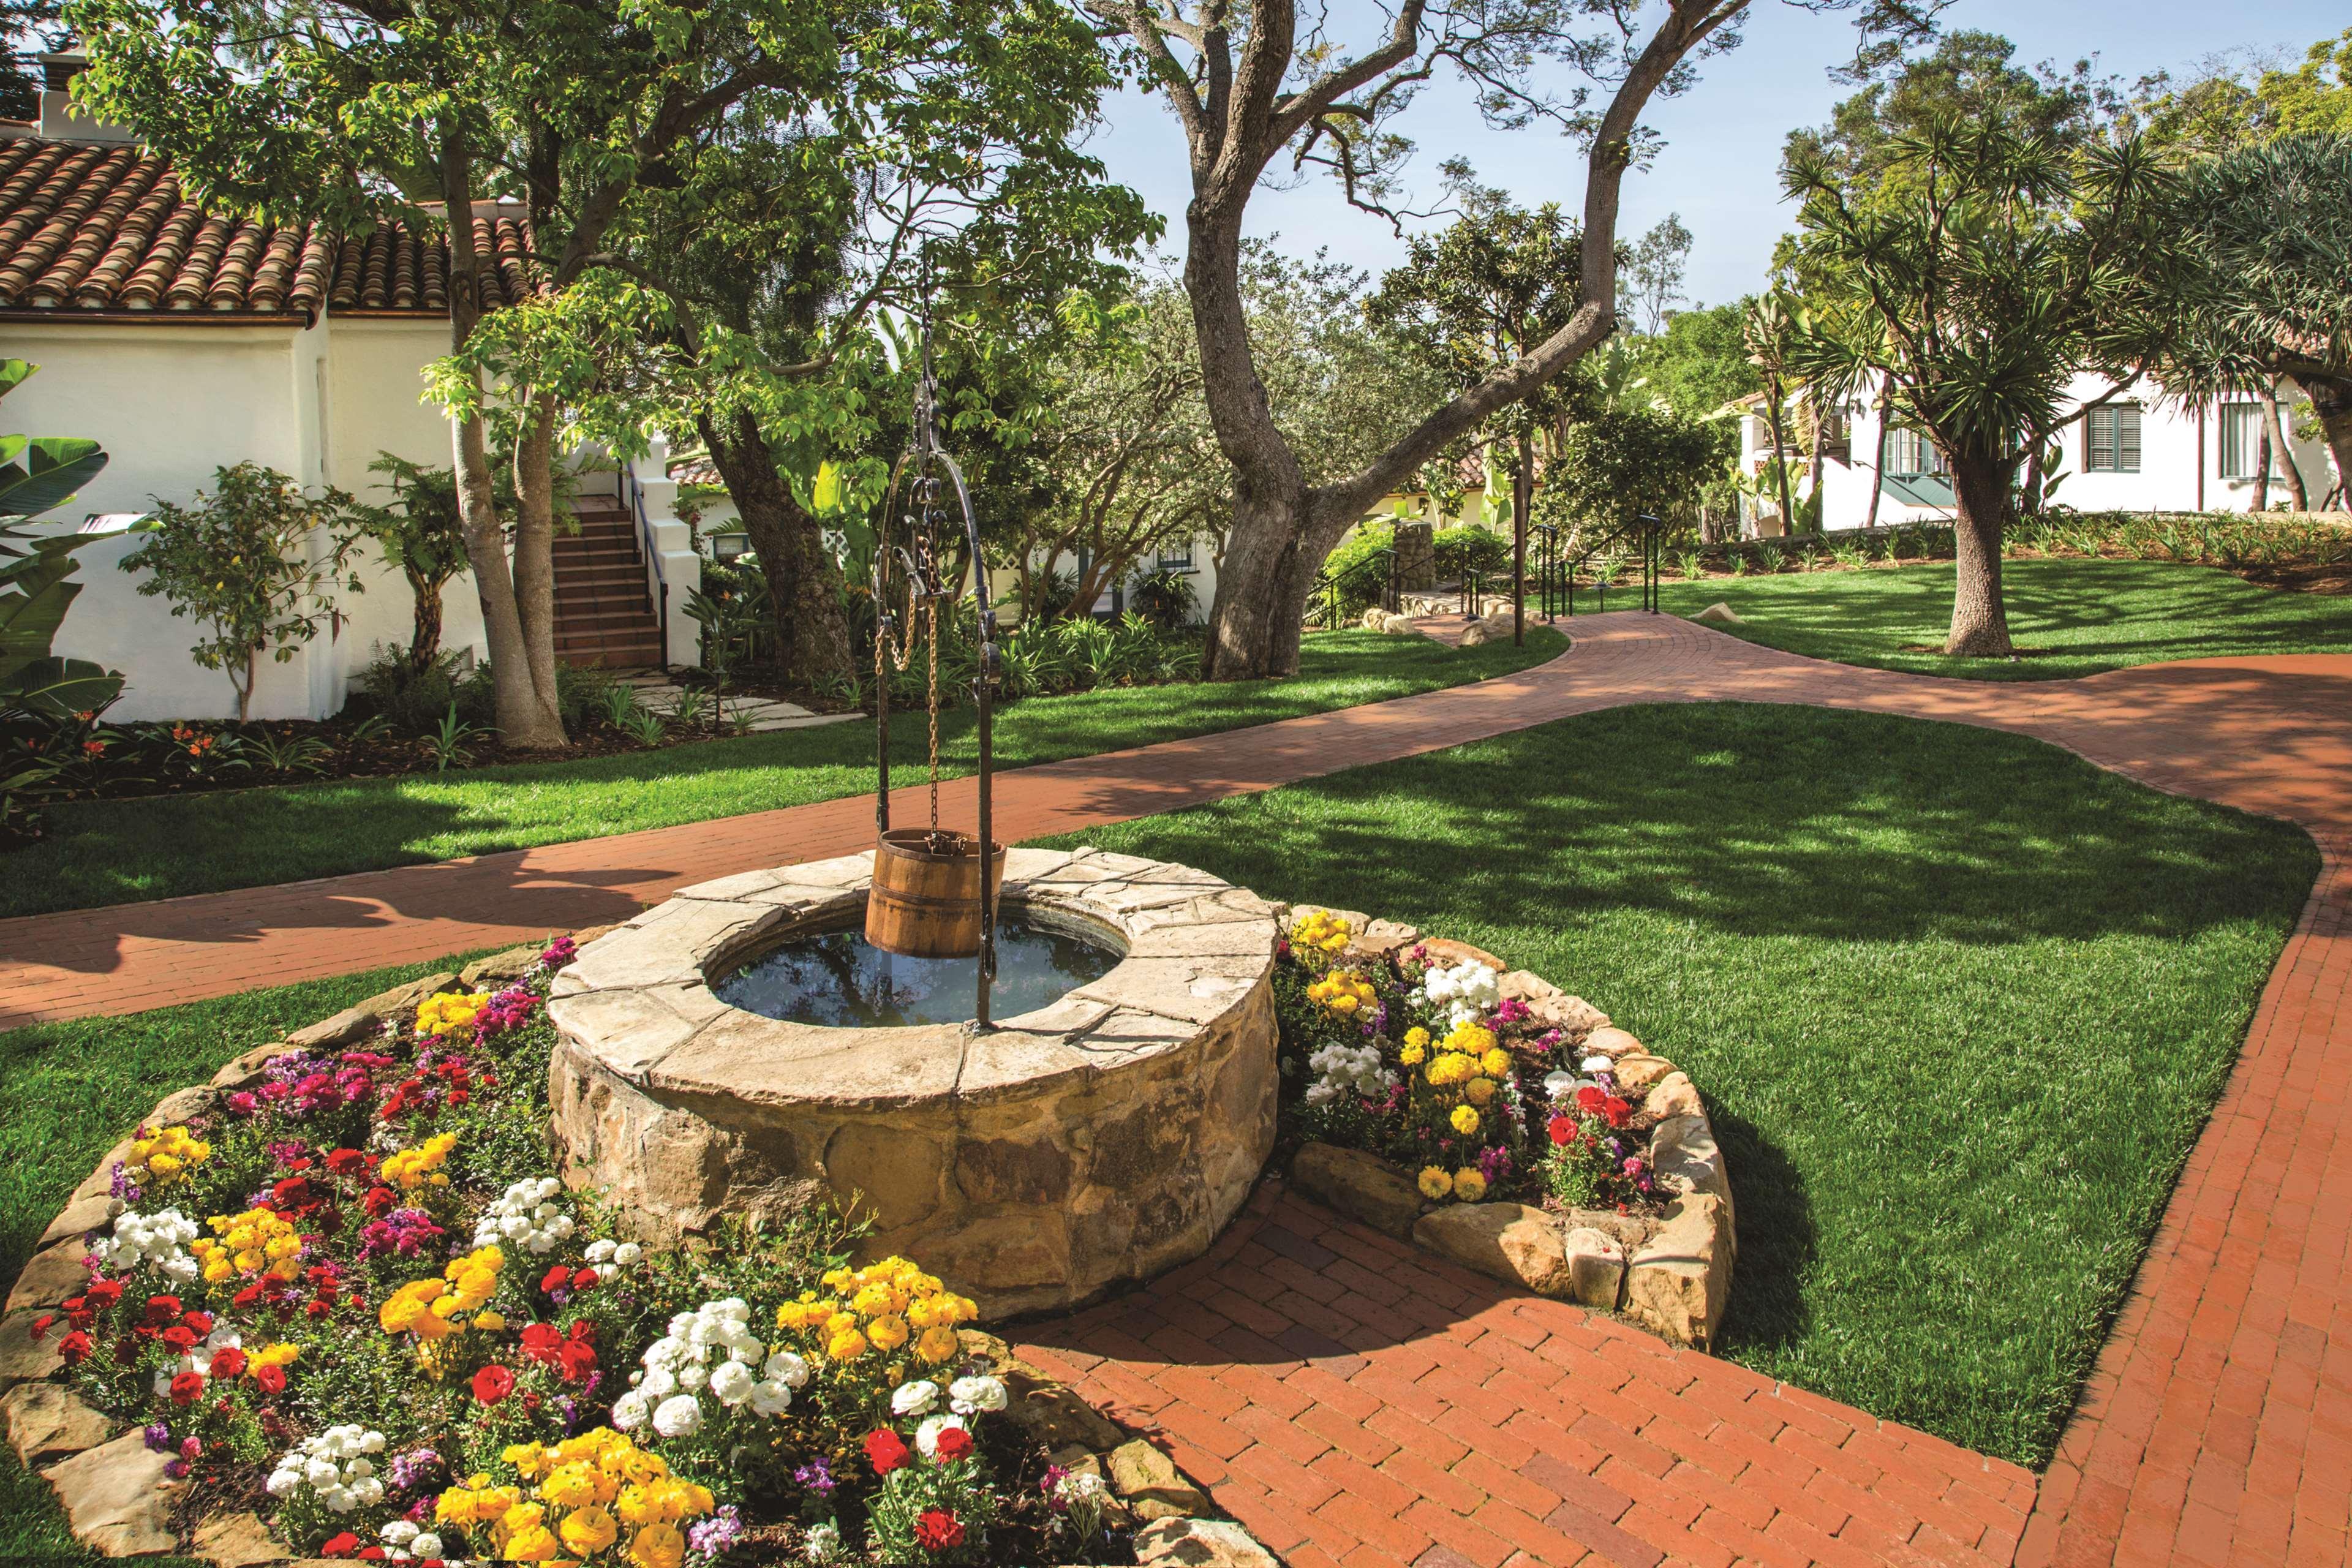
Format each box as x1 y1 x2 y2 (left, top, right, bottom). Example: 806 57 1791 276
925 592 941 834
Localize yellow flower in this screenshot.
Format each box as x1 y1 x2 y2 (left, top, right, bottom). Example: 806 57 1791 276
826 1327 869 1361
868 1314 910 1352
1465 1077 1496 1106
475 1310 507 1332
559 1505 620 1556
415 990 491 1038
917 1325 960 1364
382 1132 459 1191
1417 1166 1453 1199
1452 1167 1488 1202
1450 1104 1481 1136
1482 1047 1513 1079
500 1523 560 1562
628 1521 686 1568
124 1125 210 1187
1404 1026 1430 1049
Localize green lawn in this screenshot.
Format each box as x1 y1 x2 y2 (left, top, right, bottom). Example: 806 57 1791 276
0 952 490 1565
1040 703 2315 1466
1 628 1561 920
1649 558 2352 679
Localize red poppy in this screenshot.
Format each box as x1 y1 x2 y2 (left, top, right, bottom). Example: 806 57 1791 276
446 1089 470 1107
113 1335 140 1366
255 1363 287 1395
306 1300 331 1319
162 1325 198 1351
320 1532 361 1559
358 1550 388 1562
233 1283 266 1309
29 1314 52 1341
470 1364 515 1405
1547 1114 1576 1147
864 1428 911 1474
539 1265 571 1295
183 1311 214 1336
932 1425 974 1463
520 1322 563 1363
210 1345 248 1378
56 1330 92 1366
363 1187 397 1218
570 1268 598 1291
913 1509 965 1550
142 1295 183 1325
168 1371 205 1405
83 1280 123 1309
1602 1096 1631 1128
569 1320 595 1343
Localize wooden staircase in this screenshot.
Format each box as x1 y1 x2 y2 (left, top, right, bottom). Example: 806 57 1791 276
553 493 665 669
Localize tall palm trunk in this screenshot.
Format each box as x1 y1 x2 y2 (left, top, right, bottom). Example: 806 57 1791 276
1863 389 1888 533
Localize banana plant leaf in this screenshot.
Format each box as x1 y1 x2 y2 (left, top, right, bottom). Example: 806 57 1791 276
0 654 122 720
0 439 105 523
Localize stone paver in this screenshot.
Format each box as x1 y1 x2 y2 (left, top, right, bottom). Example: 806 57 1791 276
2 612 2348 1567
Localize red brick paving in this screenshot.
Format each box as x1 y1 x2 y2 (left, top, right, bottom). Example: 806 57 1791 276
6 612 2350 1567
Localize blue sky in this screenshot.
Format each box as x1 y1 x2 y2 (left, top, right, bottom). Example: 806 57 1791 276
1080 0 2347 309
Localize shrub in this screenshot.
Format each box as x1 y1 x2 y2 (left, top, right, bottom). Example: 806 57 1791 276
1431 525 1509 583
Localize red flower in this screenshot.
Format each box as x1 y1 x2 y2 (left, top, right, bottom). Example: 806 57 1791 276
56 1330 92 1366
520 1322 563 1364
168 1371 205 1405
29 1314 52 1342
570 1268 598 1291
913 1509 965 1550
83 1280 123 1309
254 1363 287 1395
932 1425 974 1463
1575 1085 1605 1114
326 1148 368 1177
162 1325 198 1351
113 1335 141 1366
539 1265 570 1295
446 1090 470 1107
1602 1096 1631 1128
210 1345 247 1378
864 1428 911 1474
233 1283 266 1309
470 1365 515 1405
183 1311 213 1336
358 1550 388 1562
320 1532 361 1559
306 1300 331 1319
363 1187 397 1218
556 1341 597 1383
1547 1114 1575 1147
142 1295 183 1325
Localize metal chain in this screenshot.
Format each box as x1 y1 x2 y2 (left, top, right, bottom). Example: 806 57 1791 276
925 591 941 833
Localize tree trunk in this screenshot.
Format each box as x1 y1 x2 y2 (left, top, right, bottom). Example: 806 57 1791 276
1511 427 1531 644
439 120 557 750
407 572 445 674
2253 401 2272 514
1764 379 1793 536
239 643 257 723
508 394 568 746
698 411 853 685
1944 453 2017 657
1804 391 1827 527
2260 377 2307 511
1864 391 1888 533
2291 371 2352 511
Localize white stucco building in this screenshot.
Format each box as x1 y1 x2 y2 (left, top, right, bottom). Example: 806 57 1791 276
1 57 696 722
1736 372 2337 535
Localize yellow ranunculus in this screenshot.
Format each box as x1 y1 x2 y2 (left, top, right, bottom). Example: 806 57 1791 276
559 1505 620 1555
917 1325 960 1364
868 1314 910 1351
826 1327 869 1361
1417 1166 1452 1199
1466 1077 1496 1106
500 1523 561 1562
1450 1104 1480 1136
1482 1047 1513 1079
628 1521 686 1568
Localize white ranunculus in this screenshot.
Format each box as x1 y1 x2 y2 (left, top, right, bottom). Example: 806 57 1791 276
948 1374 1007 1414
764 1349 810 1389
612 1242 643 1266
891 1380 940 1417
305 1457 341 1488
652 1394 704 1439
1579 1054 1613 1075
345 1456 374 1481
709 1359 755 1406
611 1390 652 1431
266 1469 300 1497
585 1238 617 1264
679 1362 710 1392
803 1520 842 1564
410 1534 442 1558
1543 1070 1577 1102
748 1380 792 1417
638 1366 677 1400
322 1485 356 1513
382 1521 420 1547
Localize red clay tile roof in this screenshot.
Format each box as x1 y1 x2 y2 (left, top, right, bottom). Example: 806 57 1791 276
0 137 539 320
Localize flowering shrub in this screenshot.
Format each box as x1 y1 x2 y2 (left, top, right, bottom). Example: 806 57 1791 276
31 938 1117 1566
1272 924 1660 1218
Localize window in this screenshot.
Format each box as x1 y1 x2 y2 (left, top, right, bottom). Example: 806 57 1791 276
1887 426 1947 477
1156 539 1196 573
2084 402 2142 473
711 533 750 562
2218 401 2266 480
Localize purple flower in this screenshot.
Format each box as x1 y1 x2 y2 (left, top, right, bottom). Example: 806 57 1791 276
687 1505 745 1558
162 1458 188 1480
387 1447 443 1493
109 1163 143 1204
1477 1144 1513 1185
538 936 578 973
268 1140 308 1168
794 1458 837 1498
142 1422 171 1453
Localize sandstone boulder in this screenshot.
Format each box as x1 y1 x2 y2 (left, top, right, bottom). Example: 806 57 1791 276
1651 1114 1735 1236
1694 601 1743 624
7 1240 89 1315
460 943 548 989
1458 620 1491 646
0 1311 61 1396
1624 1193 1732 1348
1609 1054 1675 1093
2 1380 112 1466
194 1510 292 1567
1559 1227 1627 1312
1379 613 1420 635
1004 1376 1126 1452
1346 917 1422 963
1134 1517 1282 1567
43 1428 180 1556
1642 1071 1704 1121
1583 1025 1643 1059
1419 937 1505 972
1412 1203 1570 1296
37 1194 121 1251
1291 1143 1425 1238
1107 1438 1211 1521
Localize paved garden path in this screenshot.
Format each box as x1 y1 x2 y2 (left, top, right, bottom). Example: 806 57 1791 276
4 614 2349 1567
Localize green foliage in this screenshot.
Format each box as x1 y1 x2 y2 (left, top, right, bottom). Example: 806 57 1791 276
1125 565 1199 632
1536 407 1732 537
1621 302 1765 420
119 463 363 722
347 454 474 671
1431 526 1509 583
0 360 134 725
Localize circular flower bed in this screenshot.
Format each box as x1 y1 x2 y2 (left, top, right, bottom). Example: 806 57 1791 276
0 940 1220 1567
1272 907 1735 1346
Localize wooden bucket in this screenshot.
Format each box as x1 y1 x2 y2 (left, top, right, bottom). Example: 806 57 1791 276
865 828 1006 959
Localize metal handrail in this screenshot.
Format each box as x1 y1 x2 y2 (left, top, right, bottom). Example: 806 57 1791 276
1539 512 1664 620
622 457 670 669
1311 545 1398 628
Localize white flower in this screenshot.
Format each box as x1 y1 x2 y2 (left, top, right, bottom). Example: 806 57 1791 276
265 1469 300 1497
1305 1041 1396 1107
948 1374 1006 1414
1579 1054 1613 1075
651 1394 704 1439
748 1380 793 1417
273 1424 390 1510
1543 1070 1577 1102
803 1520 842 1564
382 1522 420 1547
1055 1469 1107 1503
411 1534 443 1559
892 1380 940 1417
639 1366 677 1400
764 1349 810 1389
611 1390 651 1431
345 1456 375 1482
304 1457 341 1488
914 1414 969 1459
1419 960 1501 1027
679 1362 710 1392
473 1177 576 1255
91 1206 199 1278
612 1242 644 1266
323 1485 356 1513
585 1238 617 1265
709 1360 755 1406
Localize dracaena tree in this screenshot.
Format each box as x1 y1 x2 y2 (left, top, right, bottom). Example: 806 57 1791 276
1080 0 1946 679
1781 112 2195 657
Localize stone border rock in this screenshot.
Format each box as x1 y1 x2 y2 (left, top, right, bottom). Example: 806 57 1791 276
545 846 1281 1319
1274 905 1736 1349
1 933 1269 1567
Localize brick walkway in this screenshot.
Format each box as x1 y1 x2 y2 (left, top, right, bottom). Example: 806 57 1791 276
6 613 2350 1567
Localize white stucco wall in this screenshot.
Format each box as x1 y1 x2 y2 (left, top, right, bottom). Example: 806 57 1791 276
5 315 499 720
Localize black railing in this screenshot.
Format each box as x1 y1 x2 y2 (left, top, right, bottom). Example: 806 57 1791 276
1535 513 1664 620
1311 545 1399 629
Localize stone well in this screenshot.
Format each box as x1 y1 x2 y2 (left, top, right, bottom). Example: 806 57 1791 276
546 846 1280 1317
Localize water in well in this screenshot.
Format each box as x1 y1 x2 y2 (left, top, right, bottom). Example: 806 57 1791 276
714 917 1120 1028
